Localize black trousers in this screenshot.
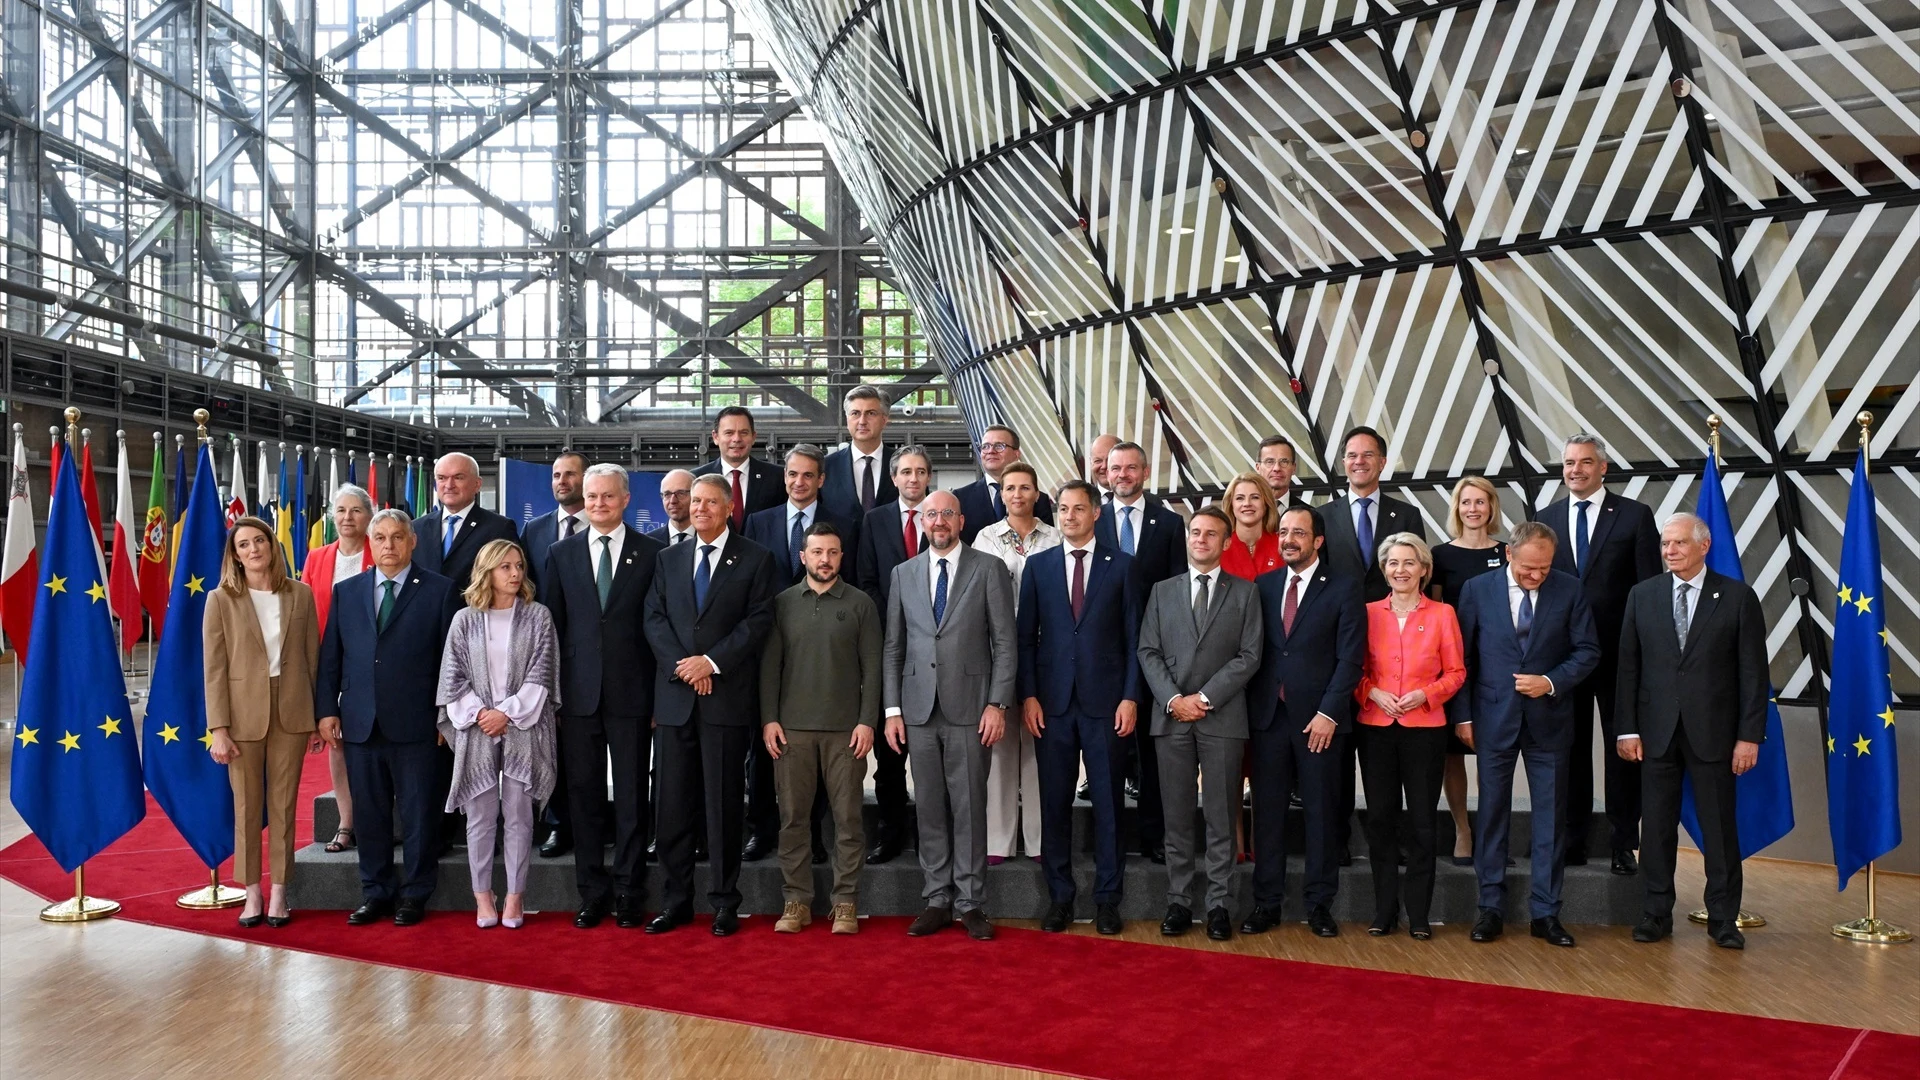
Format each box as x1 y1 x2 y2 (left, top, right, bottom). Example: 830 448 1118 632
542 741 571 840
1249 724 1345 910
1336 735 1359 853
746 734 779 841
1357 724 1447 924
1126 731 1164 851
657 720 751 912
1640 725 1742 924
870 737 910 843
344 731 441 905
1572 663 1641 855
561 710 650 906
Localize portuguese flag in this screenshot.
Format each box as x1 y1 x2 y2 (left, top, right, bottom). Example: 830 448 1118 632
138 437 171 639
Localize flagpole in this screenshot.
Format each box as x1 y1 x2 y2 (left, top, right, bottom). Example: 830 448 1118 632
1832 410 1911 945
147 431 161 684
1688 414 1766 930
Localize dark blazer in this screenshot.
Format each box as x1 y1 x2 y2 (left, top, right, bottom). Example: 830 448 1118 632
518 508 580 596
820 444 899 524
543 525 665 719
412 503 518 591
1449 568 1602 752
953 476 1054 544
693 456 785 521
1015 543 1144 716
1319 489 1426 601
314 565 462 744
1093 494 1187 587
1614 570 1768 761
1246 565 1367 733
854 499 924 612
643 531 780 727
743 500 861 588
1542 490 1661 668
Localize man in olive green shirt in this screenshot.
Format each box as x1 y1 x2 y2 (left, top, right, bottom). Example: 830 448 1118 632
761 521 882 933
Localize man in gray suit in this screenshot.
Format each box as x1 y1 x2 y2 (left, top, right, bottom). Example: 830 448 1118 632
883 489 1017 941
1137 506 1264 941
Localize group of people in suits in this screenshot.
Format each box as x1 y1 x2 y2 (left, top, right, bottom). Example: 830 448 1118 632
193 400 1769 949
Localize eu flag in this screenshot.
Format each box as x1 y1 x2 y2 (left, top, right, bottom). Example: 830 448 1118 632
9 446 146 871
1827 449 1900 888
1680 456 1794 857
141 442 235 869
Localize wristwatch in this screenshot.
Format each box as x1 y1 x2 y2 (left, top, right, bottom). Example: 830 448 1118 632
987 701 1007 710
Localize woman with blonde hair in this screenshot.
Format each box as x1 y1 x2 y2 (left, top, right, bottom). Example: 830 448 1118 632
436 539 560 928
1429 476 1507 864
203 516 323 928
1219 471 1282 581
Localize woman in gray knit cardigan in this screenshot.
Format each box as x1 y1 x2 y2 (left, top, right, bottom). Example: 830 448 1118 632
437 539 559 928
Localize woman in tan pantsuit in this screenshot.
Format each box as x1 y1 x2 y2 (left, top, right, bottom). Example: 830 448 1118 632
204 516 323 928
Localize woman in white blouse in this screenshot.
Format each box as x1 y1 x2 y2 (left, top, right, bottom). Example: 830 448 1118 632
436 540 560 928
971 461 1059 863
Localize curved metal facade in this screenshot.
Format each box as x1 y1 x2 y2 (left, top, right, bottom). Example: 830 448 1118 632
737 0 1920 701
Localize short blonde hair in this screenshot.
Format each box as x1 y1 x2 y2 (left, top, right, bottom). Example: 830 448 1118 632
219 516 292 597
463 539 534 609
1222 470 1280 534
1377 531 1434 589
1446 476 1502 539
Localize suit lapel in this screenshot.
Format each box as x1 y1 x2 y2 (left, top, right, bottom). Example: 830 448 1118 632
1078 548 1114 626
605 528 644 606
1682 572 1721 656
1192 573 1220 639
1580 498 1622 581
376 571 425 636
1282 570 1332 641
699 540 741 614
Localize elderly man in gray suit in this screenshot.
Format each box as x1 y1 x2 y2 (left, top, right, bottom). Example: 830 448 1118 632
1137 506 1265 941
883 489 1017 941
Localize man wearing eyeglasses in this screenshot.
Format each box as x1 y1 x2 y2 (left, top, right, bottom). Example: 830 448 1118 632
646 469 697 547
954 425 1054 544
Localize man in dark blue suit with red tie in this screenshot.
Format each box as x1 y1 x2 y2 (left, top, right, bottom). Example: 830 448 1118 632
1451 522 1600 947
1017 481 1143 935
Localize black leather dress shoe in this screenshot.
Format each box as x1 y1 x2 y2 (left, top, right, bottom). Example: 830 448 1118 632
1470 909 1504 942
1611 849 1639 876
1206 908 1233 941
1095 903 1122 935
1160 904 1194 936
1125 778 1142 802
346 901 393 926
1307 905 1340 938
1144 843 1166 865
393 900 426 927
1076 779 1092 802
1367 915 1398 937
907 906 953 936
614 896 643 929
1531 916 1576 947
1041 903 1072 933
741 834 774 862
237 913 266 929
265 914 293 929
1632 915 1672 943
645 907 693 934
1240 905 1283 935
960 910 995 940
645 837 658 863
540 831 573 859
865 836 903 864
574 902 608 929
711 907 741 936
1709 922 1745 950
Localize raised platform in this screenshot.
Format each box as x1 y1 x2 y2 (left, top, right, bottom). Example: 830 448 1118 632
289 791 1642 925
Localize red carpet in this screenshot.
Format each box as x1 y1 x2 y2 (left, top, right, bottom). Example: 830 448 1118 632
3 773 1913 1080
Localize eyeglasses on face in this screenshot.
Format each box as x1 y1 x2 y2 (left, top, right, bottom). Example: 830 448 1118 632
976 441 1014 453
919 508 961 521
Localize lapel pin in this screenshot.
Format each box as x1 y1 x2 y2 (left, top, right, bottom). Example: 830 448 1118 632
1103 555 1112 561
1713 592 1720 599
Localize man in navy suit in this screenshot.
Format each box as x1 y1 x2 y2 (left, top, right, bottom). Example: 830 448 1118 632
646 469 697 547
954 424 1054 544
316 509 462 927
1243 505 1366 938
853 445 933 863
642 473 780 935
410 452 519 589
820 384 899 524
692 406 784 531
1541 433 1661 873
1451 522 1601 947
1256 435 1312 510
519 450 587 596
1017 480 1143 935
544 465 666 929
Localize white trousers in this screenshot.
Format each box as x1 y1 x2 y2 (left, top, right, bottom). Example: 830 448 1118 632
986 722 1043 857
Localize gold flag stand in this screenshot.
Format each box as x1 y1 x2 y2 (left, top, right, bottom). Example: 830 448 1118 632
41 866 120 923
177 868 247 910
1688 415 1765 931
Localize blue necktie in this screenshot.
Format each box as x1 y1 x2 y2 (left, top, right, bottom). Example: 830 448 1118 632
990 483 1003 519
1355 496 1374 566
789 509 807 577
1515 588 1534 653
1574 500 1591 573
932 557 949 625
1119 505 1136 556
694 543 714 610
443 514 460 557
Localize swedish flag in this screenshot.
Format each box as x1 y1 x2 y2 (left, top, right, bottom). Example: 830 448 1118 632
1827 449 1900 888
9 445 146 871
140 442 235 869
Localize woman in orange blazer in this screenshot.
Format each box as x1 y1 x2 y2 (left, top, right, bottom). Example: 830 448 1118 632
1355 532 1466 940
204 516 323 928
301 483 372 853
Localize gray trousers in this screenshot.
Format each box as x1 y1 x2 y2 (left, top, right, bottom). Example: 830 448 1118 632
1156 726 1245 912
907 706 992 913
462 775 535 895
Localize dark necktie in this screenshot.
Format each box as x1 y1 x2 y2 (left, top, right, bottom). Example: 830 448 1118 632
1574 500 1592 573
860 456 876 512
377 579 396 632
730 468 745 529
596 536 614 609
903 509 919 557
673 530 688 545
1193 572 1211 625
1516 588 1534 653
1674 581 1691 649
694 543 715 610
1355 496 1374 568
1070 549 1087 621
1283 572 1300 636
932 557 949 624
563 515 579 538
990 482 1003 519
789 508 807 577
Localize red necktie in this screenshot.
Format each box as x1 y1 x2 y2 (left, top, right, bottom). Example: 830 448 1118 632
903 509 919 557
730 468 745 529
1070 549 1087 621
1283 573 1300 636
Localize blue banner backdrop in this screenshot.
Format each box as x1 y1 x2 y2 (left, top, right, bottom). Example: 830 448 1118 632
498 458 666 534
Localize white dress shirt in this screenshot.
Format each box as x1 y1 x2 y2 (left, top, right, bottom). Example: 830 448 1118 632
1506 566 1555 697
1280 558 1319 609
661 521 695 544
1618 565 1707 741
1059 537 1097 603
1567 486 1607 563
555 508 586 539
1110 494 1146 543
852 447 883 500
724 461 752 509
1347 485 1379 541
926 545 961 610
586 521 627 567
1176 565 1224 711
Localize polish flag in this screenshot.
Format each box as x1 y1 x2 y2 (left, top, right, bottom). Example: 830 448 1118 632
1 429 39 661
108 433 143 653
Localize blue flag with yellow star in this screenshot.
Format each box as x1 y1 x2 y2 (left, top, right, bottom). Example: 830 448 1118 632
1828 449 1900 888
141 442 235 869
1681 456 1794 857
9 445 146 872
